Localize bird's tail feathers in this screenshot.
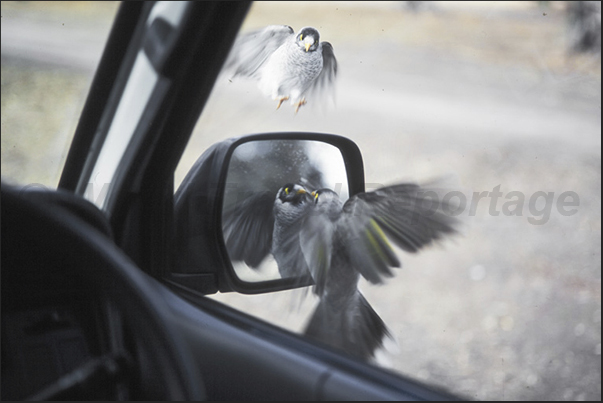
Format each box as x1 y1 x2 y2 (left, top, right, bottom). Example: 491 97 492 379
304 292 390 360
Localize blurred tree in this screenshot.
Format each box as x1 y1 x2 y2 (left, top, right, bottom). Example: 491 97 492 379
566 1 601 53
400 1 434 13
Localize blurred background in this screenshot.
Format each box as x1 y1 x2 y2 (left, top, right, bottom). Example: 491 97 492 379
2 1 601 400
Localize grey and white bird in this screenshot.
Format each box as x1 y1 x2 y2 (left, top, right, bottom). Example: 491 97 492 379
222 182 458 359
223 183 314 279
224 25 338 112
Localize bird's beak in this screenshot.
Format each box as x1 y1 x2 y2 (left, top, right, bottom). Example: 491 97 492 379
305 43 311 52
297 189 307 195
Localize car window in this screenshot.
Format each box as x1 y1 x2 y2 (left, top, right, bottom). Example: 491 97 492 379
1 1 120 190
176 2 601 400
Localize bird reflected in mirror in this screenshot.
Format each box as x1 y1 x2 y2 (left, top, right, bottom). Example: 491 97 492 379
222 182 459 360
223 25 338 113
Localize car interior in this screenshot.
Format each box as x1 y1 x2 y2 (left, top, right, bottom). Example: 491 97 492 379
1 2 461 400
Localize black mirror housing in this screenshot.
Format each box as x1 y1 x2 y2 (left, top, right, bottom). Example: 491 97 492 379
171 132 365 295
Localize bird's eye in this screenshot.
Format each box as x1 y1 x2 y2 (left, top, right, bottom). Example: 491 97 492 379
313 192 319 203
284 187 290 195
299 34 303 41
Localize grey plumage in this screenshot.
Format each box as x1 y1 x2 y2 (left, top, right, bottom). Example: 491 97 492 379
222 182 458 359
224 25 338 112
222 190 275 268
271 183 314 278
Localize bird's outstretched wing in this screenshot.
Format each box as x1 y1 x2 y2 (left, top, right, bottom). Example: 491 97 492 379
224 25 294 78
307 42 338 103
222 190 275 268
339 183 458 284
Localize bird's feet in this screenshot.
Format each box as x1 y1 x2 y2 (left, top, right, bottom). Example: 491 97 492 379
294 98 307 113
276 96 290 110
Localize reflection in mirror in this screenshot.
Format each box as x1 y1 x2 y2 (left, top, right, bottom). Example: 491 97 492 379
222 140 348 282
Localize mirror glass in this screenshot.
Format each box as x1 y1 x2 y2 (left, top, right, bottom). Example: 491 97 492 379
222 140 349 282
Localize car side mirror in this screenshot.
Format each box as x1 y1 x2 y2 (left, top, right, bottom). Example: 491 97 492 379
172 132 364 294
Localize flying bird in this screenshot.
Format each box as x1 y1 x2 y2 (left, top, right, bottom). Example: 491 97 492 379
223 25 338 112
222 182 458 360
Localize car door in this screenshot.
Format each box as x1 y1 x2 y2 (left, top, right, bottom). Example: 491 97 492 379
5 1 461 400
57 1 461 400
